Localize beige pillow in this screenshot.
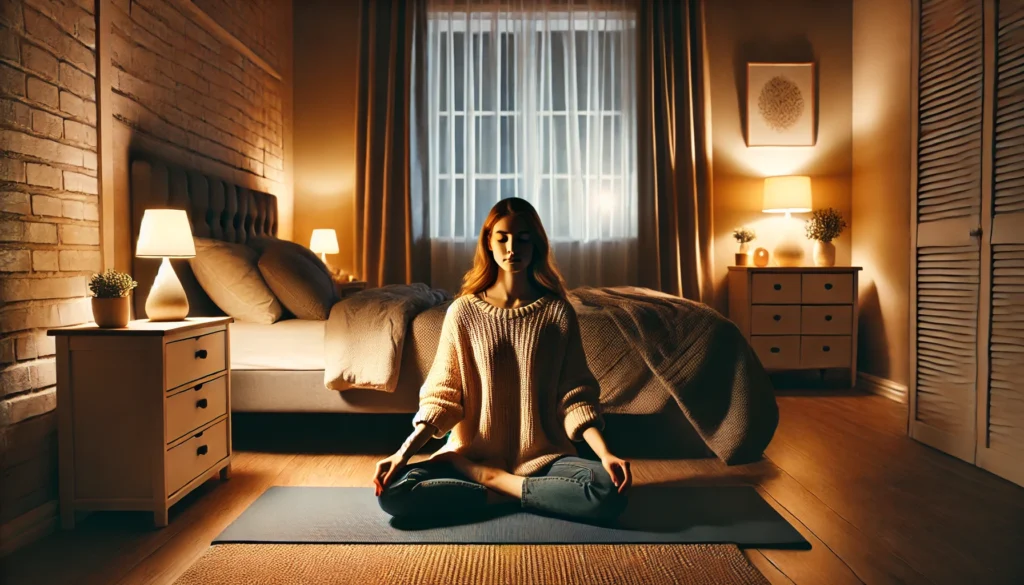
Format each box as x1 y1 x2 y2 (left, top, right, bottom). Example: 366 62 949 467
189 238 283 324
257 239 338 320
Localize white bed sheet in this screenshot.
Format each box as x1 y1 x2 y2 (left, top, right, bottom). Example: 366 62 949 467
229 319 325 371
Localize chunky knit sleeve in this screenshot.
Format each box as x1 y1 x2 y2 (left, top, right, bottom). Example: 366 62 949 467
413 304 465 438
556 304 604 442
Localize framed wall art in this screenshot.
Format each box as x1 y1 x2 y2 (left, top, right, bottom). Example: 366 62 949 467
746 62 816 146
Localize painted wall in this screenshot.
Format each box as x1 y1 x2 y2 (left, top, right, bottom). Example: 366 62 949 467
706 0 854 312
851 0 912 387
292 0 361 277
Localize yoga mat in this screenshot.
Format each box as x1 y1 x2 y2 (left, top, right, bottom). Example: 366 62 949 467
214 486 808 548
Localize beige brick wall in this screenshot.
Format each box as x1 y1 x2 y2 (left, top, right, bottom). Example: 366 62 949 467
0 0 99 528
193 0 283 72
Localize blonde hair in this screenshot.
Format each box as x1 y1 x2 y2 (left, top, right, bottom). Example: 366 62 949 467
456 198 568 300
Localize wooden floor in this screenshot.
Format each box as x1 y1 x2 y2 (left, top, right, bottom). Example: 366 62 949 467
2 392 1023 585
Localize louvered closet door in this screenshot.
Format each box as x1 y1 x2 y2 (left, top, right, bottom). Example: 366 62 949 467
978 0 1024 486
911 0 985 463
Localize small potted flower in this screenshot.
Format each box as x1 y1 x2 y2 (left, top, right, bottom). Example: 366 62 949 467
805 208 848 267
88 269 138 328
732 227 756 266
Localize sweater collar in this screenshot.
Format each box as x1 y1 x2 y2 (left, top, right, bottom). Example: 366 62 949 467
469 293 554 319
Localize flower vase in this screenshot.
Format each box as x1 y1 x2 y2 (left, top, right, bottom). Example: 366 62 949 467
91 296 130 328
735 242 750 266
813 240 836 267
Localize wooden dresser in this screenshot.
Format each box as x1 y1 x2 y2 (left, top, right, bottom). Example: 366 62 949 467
49 317 233 529
728 267 861 386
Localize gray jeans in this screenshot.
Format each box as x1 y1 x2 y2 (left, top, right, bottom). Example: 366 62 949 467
378 455 626 523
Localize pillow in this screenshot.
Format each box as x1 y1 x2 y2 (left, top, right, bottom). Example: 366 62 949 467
188 238 283 324
256 239 338 320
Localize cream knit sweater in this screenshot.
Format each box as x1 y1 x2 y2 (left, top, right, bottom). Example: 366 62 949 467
412 293 605 476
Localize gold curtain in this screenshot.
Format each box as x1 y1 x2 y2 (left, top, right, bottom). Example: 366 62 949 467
355 0 430 287
636 0 715 302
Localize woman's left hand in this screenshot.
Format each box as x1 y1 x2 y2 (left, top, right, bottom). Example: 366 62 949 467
600 453 632 494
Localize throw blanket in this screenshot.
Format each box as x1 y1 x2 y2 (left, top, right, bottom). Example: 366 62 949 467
324 284 450 392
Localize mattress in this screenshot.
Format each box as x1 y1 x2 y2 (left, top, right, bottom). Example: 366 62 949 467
229 319 326 371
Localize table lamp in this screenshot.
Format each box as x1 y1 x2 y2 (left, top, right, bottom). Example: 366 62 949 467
309 228 339 264
135 209 196 321
762 175 812 267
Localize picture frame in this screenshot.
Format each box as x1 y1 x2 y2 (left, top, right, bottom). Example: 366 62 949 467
746 62 816 146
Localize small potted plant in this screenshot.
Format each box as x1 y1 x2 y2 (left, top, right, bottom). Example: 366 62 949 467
805 208 848 267
732 227 756 266
88 269 138 328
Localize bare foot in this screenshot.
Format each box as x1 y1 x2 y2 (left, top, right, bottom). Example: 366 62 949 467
431 451 498 484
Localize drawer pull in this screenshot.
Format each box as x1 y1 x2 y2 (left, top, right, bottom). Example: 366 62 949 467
825 315 833 321
824 283 833 290
194 431 204 439
773 284 782 290
822 345 831 352
195 349 208 360
196 398 208 409
197 445 209 456
194 383 204 391
773 314 782 321
770 347 781 353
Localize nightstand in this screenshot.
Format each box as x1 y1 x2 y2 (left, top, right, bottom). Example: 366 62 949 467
728 266 861 386
334 279 368 298
48 317 233 529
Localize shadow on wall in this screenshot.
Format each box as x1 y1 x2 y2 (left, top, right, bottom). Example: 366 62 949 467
857 277 890 377
733 36 818 145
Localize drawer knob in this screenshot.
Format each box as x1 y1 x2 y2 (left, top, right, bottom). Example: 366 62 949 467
773 314 782 321
824 283 833 290
197 445 209 456
823 345 831 352
194 383 204 391
195 349 208 360
770 347 781 353
825 315 833 321
196 398 208 409
773 284 782 291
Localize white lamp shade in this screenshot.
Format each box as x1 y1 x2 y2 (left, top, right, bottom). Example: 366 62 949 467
762 176 813 213
135 209 196 258
309 229 340 255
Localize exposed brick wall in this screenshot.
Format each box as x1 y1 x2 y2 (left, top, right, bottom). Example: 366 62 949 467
193 0 282 72
0 0 99 528
109 0 285 186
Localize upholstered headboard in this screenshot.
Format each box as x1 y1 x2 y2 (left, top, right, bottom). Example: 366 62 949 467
130 156 279 319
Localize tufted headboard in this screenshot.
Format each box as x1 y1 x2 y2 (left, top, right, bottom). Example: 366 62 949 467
130 155 279 319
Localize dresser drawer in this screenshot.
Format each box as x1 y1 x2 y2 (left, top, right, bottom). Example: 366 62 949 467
166 375 228 443
751 336 801 369
801 305 853 335
166 331 226 390
166 419 228 496
751 306 801 335
752 274 802 304
800 335 851 368
802 274 853 304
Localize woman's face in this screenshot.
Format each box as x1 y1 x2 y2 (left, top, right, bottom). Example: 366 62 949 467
488 214 534 274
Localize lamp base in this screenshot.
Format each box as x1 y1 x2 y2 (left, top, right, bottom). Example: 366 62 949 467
146 257 190 321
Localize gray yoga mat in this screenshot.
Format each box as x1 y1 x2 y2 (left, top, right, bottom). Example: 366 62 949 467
214 486 808 548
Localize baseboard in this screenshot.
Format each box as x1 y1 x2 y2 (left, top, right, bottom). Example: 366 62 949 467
857 371 908 404
0 500 57 557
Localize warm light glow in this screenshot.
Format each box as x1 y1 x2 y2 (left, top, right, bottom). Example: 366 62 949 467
135 209 196 258
597 190 617 215
309 228 340 255
763 176 813 214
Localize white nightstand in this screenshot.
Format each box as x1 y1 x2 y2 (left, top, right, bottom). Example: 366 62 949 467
48 317 233 528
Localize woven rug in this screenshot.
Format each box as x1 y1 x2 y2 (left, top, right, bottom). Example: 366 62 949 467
174 543 770 584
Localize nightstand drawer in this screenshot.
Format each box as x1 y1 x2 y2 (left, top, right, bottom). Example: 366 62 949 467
751 306 801 335
166 331 226 390
751 336 801 369
166 375 228 443
166 419 228 496
801 305 853 335
802 274 853 304
800 335 851 368
752 274 802 304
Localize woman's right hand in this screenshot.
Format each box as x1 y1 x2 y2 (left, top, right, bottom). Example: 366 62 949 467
373 452 410 496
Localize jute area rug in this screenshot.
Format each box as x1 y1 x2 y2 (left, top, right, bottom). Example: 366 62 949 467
174 543 770 584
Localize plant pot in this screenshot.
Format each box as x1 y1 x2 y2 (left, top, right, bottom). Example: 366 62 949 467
92 296 130 328
734 252 750 266
813 240 836 267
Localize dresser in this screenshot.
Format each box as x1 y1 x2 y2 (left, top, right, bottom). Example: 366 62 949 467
49 317 233 529
728 267 861 386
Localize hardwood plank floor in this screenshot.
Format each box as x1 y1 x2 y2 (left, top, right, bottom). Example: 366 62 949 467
2 393 1021 585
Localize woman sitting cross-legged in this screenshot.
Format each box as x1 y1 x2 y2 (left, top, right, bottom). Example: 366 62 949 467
373 197 631 524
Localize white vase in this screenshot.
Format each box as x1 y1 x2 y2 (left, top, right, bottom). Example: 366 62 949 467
738 242 749 254
813 240 836 267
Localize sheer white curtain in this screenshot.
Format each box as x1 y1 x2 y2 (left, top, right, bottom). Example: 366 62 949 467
425 0 638 293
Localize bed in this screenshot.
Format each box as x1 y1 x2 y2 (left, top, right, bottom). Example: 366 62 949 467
130 155 779 464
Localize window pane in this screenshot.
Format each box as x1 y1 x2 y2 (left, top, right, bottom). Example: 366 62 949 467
474 114 497 173
499 33 515 112
437 115 449 174
574 31 588 110
453 32 465 111
474 179 498 233
454 115 465 174
550 179 571 238
500 114 516 174
474 32 496 111
436 178 452 236
437 33 447 107
500 178 516 200
454 178 465 238
551 31 566 111
552 115 567 174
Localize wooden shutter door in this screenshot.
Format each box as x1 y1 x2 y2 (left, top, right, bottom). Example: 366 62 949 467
977 0 1024 486
910 0 985 462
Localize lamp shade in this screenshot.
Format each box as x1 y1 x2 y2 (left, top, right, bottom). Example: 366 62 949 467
762 176 813 213
309 228 340 255
135 209 196 258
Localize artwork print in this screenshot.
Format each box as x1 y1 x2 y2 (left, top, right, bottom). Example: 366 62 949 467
746 63 816 146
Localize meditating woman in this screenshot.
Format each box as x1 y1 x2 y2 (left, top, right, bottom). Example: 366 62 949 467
373 197 632 523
